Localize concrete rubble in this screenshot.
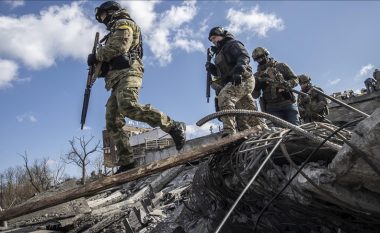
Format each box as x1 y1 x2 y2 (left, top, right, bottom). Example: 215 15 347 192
1 109 379 233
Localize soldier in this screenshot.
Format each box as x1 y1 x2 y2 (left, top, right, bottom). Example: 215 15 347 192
251 47 300 125
205 26 262 137
373 69 380 82
87 1 186 173
364 77 377 94
297 75 329 123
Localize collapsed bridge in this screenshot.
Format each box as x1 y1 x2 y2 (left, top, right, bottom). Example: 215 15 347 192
1 109 379 233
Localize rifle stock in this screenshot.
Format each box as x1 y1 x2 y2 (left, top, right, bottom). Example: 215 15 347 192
206 48 212 103
80 32 100 130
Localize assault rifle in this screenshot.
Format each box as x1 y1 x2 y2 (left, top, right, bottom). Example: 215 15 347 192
266 76 369 118
206 47 213 103
261 76 309 97
80 32 102 130
310 87 369 118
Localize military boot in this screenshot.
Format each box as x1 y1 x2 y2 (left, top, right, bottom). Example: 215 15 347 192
168 121 186 150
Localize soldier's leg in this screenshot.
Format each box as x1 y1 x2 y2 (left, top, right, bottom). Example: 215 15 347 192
282 104 300 125
115 79 173 132
105 91 134 166
218 83 242 135
236 94 262 131
116 78 186 150
233 79 261 131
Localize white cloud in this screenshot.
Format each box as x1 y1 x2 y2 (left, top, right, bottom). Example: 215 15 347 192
120 1 159 32
357 64 374 77
226 5 284 37
0 2 102 70
354 64 374 81
46 159 57 166
174 39 205 53
0 0 201 77
5 0 25 9
16 113 37 123
186 121 222 139
81 126 92 131
328 78 341 85
122 1 201 66
0 59 19 89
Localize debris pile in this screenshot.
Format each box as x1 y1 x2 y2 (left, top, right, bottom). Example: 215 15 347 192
1 109 380 233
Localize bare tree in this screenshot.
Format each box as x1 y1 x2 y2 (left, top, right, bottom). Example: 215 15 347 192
19 152 52 193
64 136 101 185
92 153 104 176
51 158 66 186
3 168 17 208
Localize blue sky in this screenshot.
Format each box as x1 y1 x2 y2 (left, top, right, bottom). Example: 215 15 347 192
0 0 379 176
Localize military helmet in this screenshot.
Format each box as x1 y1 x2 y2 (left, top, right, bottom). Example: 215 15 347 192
252 47 269 60
208 26 226 41
95 1 122 23
298 74 311 84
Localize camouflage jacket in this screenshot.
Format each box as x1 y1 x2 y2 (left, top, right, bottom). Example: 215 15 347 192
252 58 298 106
297 86 328 122
96 9 143 91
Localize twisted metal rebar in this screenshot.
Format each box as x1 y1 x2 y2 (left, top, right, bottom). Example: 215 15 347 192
196 110 342 151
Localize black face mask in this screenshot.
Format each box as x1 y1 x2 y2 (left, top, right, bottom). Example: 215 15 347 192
102 14 113 26
301 83 311 92
255 56 267 65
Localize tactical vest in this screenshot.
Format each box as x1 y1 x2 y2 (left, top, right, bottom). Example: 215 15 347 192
257 59 294 104
214 39 241 85
102 16 143 72
300 87 329 116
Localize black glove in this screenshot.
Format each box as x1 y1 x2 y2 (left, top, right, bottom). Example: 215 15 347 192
205 61 215 72
87 53 97 67
205 62 217 76
232 74 242 86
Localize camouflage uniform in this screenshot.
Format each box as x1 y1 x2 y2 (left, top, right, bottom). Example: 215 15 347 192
252 58 300 125
298 86 329 123
364 77 377 94
209 34 261 135
96 10 179 166
373 69 380 91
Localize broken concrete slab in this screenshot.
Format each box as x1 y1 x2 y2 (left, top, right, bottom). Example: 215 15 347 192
328 108 380 194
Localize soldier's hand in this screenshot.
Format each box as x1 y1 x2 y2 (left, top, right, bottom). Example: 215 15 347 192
87 53 97 67
232 74 242 86
205 62 215 72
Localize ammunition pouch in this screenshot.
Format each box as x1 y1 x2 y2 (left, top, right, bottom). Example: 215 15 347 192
109 54 132 70
100 63 109 77
287 90 296 103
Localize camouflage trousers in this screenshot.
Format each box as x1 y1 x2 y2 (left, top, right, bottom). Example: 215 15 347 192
106 77 175 166
218 78 260 134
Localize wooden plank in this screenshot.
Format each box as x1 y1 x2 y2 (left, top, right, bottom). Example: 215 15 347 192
0 127 261 221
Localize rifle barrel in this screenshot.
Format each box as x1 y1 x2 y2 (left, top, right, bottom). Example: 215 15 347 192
80 32 99 130
311 87 370 118
290 88 308 97
206 48 212 103
80 88 91 129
